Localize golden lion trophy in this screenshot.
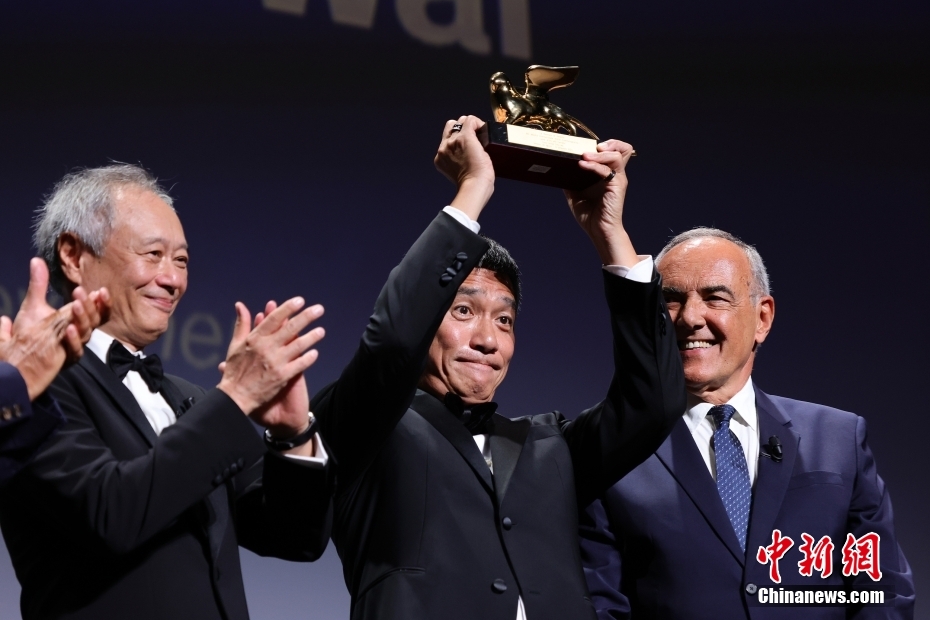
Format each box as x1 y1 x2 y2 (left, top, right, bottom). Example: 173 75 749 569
481 65 602 190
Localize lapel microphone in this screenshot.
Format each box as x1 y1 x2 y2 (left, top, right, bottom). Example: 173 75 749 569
761 435 783 462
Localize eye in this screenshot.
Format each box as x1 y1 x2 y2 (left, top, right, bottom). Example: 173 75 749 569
453 305 472 316
705 295 731 306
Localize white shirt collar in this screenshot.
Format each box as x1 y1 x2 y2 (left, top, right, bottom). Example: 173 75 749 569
86 329 146 364
683 377 757 432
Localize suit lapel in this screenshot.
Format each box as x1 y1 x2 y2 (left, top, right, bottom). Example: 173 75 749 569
656 417 746 565
78 351 158 446
746 387 798 557
488 414 530 504
412 391 493 493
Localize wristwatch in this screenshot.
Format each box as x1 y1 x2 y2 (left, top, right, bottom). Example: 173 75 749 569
263 411 318 451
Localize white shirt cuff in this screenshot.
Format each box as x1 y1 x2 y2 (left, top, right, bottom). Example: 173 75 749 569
442 206 481 234
602 256 654 283
283 433 328 468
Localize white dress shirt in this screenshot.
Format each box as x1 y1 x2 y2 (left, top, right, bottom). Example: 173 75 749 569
683 377 759 486
86 329 328 465
443 206 653 620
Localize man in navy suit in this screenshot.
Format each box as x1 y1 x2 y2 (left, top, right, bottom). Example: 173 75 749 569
0 257 106 485
579 227 915 619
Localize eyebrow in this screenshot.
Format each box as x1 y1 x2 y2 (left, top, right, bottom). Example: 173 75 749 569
457 286 517 310
700 285 734 296
662 285 735 297
140 237 189 251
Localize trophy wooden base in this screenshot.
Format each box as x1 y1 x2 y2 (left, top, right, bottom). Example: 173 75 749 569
481 122 603 191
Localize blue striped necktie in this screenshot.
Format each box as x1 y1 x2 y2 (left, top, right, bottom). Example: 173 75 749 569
711 404 751 552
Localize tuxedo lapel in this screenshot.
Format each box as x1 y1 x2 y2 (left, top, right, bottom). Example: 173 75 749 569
655 417 746 565
412 391 493 493
79 351 158 447
746 388 798 556
488 414 530 505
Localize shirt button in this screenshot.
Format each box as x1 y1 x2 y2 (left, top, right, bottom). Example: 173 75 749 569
212 475 224 486
502 517 513 530
745 583 758 595
491 579 507 593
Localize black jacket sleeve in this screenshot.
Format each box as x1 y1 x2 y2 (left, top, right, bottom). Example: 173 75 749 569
36 376 266 554
562 269 685 507
311 212 489 484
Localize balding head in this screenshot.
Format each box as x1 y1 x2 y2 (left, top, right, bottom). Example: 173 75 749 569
657 229 775 405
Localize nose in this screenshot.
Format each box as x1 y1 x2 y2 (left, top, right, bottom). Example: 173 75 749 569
469 316 499 354
156 260 186 295
677 293 706 331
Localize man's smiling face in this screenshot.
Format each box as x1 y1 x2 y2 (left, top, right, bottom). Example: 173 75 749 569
70 185 189 351
658 237 774 404
420 268 516 405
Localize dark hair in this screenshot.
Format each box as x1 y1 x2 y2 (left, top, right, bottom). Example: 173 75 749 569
476 236 521 311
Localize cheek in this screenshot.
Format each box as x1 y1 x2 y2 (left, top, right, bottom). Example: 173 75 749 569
500 334 516 365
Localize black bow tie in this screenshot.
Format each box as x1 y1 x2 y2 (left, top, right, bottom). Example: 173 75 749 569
106 340 164 393
443 392 498 435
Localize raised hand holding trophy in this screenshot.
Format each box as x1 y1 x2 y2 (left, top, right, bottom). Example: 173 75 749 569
481 65 610 191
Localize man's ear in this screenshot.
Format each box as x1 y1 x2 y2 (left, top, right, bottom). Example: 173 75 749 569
57 233 88 288
755 295 775 346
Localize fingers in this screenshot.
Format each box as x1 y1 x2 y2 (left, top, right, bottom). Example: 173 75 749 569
578 158 614 179
229 302 253 349
443 117 463 138
282 326 325 361
0 316 11 343
579 140 635 182
61 323 85 363
69 286 103 343
253 296 304 336
254 300 278 328
22 258 50 312
596 139 635 156
280 304 324 342
91 287 111 322
283 348 321 379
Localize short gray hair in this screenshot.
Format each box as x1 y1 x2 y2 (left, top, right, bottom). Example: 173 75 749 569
655 227 771 301
33 164 174 295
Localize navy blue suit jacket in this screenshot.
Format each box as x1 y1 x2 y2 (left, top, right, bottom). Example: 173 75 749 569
579 386 915 620
0 361 63 485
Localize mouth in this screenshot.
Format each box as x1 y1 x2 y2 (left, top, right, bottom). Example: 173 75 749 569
456 359 501 372
145 296 176 312
678 340 716 351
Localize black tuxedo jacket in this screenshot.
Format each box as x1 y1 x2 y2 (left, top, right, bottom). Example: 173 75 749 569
311 213 684 620
0 347 333 619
